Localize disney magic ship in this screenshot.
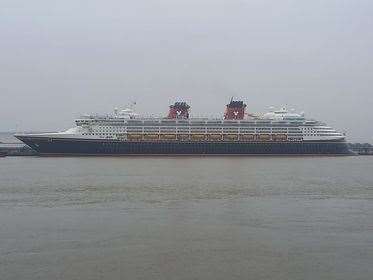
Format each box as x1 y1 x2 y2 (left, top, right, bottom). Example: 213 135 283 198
15 100 351 155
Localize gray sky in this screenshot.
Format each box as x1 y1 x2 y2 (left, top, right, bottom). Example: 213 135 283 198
1 0 372 142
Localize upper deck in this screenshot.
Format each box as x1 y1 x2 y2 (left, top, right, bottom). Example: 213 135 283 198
75 102 320 128
75 116 320 128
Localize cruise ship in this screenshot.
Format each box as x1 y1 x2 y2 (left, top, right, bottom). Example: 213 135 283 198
15 100 352 155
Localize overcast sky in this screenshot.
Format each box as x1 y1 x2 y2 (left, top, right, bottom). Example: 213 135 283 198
1 0 372 141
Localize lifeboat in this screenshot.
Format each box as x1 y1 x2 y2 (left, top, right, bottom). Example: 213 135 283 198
257 134 271 141
272 134 287 141
143 134 159 140
127 134 143 141
160 134 177 140
239 134 255 141
223 134 239 141
177 134 190 141
208 134 222 141
190 134 206 141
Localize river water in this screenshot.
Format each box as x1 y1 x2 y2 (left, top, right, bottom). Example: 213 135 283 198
0 156 372 280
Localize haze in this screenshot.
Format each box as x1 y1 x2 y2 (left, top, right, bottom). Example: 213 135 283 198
1 0 372 142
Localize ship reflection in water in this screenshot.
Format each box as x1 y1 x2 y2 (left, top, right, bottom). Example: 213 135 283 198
0 156 372 280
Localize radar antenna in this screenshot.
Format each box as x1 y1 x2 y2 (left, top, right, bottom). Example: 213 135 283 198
129 101 137 110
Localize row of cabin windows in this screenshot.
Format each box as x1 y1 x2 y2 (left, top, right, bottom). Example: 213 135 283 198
133 127 291 130
83 133 115 136
128 121 303 125
91 127 329 133
81 119 308 125
82 133 115 136
94 125 308 130
128 130 293 134
83 133 305 137
304 133 339 136
113 127 294 131
82 132 338 137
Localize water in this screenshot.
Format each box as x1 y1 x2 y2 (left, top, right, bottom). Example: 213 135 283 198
0 156 372 280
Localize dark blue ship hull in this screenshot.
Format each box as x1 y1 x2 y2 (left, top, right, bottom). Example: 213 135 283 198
16 136 353 155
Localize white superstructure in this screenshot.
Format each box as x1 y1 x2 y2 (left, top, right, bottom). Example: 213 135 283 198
26 106 344 143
